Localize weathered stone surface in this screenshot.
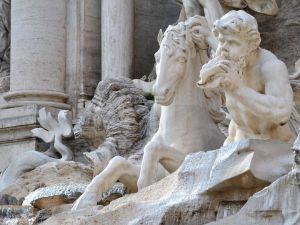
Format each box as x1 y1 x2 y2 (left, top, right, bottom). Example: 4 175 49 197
23 183 86 209
0 205 33 218
74 78 153 175
208 166 300 225
4 0 69 109
42 139 293 225
102 0 134 80
65 0 101 116
207 139 293 192
0 161 93 202
0 194 20 206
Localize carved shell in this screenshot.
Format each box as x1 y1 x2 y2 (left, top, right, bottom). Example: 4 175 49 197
75 78 151 157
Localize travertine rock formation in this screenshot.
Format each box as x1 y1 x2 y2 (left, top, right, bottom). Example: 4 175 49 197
0 161 93 202
208 166 300 225
42 139 294 225
74 78 153 174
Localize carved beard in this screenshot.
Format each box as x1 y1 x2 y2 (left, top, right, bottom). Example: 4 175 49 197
218 50 248 80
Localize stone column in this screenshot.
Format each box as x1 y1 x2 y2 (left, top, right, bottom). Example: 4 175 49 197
2 0 70 109
0 0 69 171
101 0 134 80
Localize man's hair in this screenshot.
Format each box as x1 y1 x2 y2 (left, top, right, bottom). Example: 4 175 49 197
213 10 261 50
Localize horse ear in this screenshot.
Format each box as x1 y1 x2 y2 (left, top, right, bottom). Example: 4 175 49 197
157 29 163 46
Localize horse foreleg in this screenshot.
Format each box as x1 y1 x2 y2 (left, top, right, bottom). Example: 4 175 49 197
137 142 185 190
72 156 140 210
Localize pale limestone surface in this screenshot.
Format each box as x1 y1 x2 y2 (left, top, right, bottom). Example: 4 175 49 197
22 183 86 209
0 108 74 192
0 161 93 202
101 0 134 80
198 10 293 144
208 167 300 225
206 139 293 192
72 16 225 210
65 0 101 117
3 0 70 109
137 15 225 189
32 108 73 161
42 139 295 225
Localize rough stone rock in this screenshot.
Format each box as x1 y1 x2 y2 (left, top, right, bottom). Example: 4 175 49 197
98 183 127 206
0 194 19 205
208 166 300 225
22 183 86 209
32 204 73 225
207 139 293 192
0 205 33 219
41 139 294 225
0 161 93 202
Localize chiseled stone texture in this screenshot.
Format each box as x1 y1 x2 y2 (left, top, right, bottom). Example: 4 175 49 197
208 167 300 225
41 140 294 225
0 161 93 203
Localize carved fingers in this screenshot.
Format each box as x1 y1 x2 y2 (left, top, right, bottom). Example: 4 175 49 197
198 57 240 91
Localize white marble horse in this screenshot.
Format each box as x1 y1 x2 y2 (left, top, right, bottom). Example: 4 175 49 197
72 16 225 210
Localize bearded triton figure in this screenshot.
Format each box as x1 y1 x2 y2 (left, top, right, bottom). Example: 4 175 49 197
198 10 293 145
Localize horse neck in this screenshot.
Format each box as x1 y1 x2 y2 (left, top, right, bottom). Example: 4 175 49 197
174 50 207 106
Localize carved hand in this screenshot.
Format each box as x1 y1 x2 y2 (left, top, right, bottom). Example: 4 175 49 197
198 57 241 91
217 59 241 92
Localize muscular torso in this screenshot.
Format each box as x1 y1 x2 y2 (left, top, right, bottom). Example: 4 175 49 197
225 49 292 143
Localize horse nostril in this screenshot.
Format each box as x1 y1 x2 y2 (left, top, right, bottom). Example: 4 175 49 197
164 89 169 95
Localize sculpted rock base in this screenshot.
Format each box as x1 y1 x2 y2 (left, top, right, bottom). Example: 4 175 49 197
208 166 300 225
0 161 93 202
207 139 293 192
42 139 294 225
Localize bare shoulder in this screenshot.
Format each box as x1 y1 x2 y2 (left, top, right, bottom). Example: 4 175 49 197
259 49 288 81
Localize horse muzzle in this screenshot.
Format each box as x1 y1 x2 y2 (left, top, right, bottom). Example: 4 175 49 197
154 91 175 106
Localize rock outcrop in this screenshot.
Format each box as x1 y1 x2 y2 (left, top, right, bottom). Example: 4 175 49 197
41 139 295 225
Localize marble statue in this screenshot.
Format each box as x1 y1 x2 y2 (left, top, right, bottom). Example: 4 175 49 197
32 108 73 161
0 108 73 192
72 16 225 210
198 10 293 144
73 78 153 176
177 0 278 27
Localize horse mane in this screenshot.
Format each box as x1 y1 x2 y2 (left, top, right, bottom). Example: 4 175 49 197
163 16 225 123
163 15 209 55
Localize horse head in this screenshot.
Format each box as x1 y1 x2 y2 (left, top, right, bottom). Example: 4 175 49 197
153 15 209 106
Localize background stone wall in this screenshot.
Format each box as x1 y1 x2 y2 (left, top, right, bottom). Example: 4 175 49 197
133 0 181 79
132 0 300 77
254 0 300 73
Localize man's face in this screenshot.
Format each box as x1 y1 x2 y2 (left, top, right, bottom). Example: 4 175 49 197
216 33 249 61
